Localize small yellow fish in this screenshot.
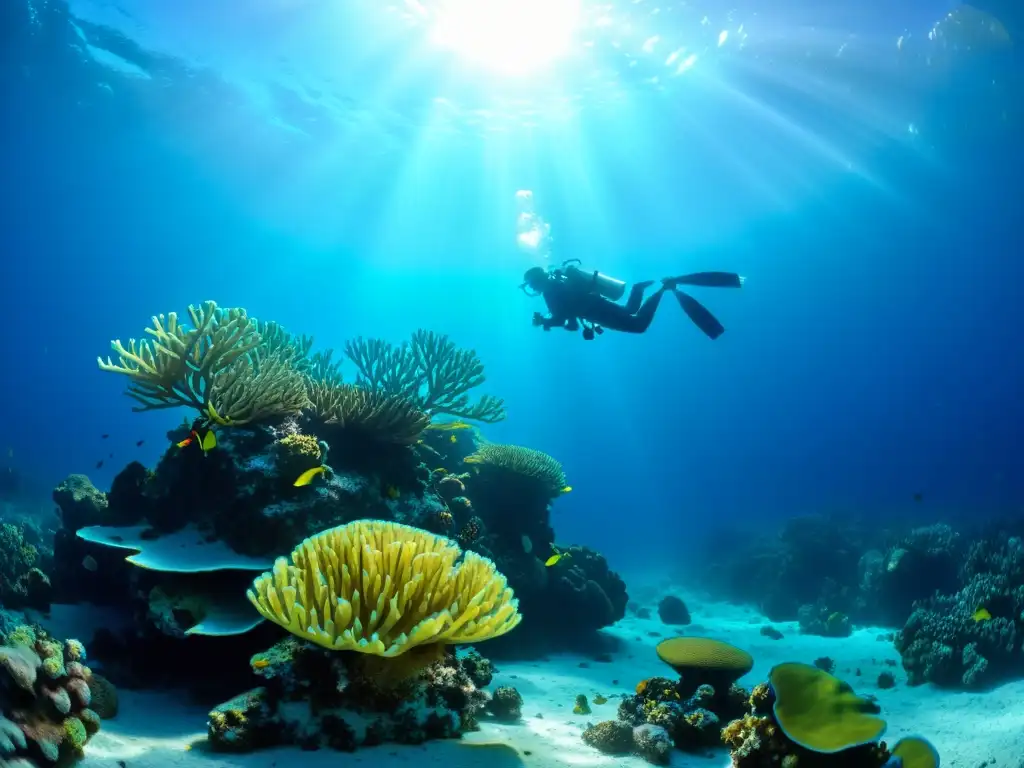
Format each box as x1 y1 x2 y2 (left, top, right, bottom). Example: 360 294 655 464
545 554 562 567
972 607 992 622
593 695 608 705
386 485 401 500
449 435 457 443
561 485 572 493
433 467 448 475
294 466 326 487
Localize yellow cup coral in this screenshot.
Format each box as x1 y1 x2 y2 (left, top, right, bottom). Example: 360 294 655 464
247 520 522 656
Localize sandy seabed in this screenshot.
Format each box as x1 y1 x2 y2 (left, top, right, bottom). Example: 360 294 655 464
43 584 1024 768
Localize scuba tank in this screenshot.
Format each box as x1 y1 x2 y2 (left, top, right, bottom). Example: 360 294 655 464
559 259 626 301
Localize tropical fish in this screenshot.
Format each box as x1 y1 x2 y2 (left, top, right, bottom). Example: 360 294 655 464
972 607 992 622
100 434 109 440
294 466 326 487
593 694 608 705
427 421 473 431
136 440 145 447
449 435 457 443
177 429 216 454
545 548 572 567
95 460 103 469
561 485 573 493
386 485 401 500
82 555 98 572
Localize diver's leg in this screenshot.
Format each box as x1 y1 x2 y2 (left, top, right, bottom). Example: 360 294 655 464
663 272 744 289
619 287 668 333
624 281 654 313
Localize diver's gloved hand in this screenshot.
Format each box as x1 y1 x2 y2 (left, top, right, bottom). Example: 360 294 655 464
531 312 544 327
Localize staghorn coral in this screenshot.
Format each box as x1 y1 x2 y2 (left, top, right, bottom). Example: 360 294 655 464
97 300 310 425
0 627 103 765
344 332 506 423
247 520 522 655
463 443 567 499
208 347 311 426
306 381 430 445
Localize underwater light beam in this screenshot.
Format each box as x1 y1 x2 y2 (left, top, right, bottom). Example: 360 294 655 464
425 0 582 77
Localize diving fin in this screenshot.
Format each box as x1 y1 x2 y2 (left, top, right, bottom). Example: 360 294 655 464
674 290 726 340
667 272 744 288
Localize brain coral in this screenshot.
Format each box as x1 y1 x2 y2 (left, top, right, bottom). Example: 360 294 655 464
247 520 522 655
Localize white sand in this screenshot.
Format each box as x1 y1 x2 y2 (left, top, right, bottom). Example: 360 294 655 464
42 594 1023 768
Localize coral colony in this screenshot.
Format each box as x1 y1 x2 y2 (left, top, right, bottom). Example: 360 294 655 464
9 297 1011 768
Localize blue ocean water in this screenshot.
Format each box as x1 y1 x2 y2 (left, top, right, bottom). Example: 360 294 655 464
1 0 1021 579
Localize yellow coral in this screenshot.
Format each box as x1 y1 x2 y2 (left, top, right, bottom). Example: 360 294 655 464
277 434 321 460
247 520 522 656
769 662 886 753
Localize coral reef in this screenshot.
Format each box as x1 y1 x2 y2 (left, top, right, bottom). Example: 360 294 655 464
895 532 1024 688
0 521 54 612
720 664 937 768
207 639 500 752
695 515 1024 689
52 301 625 698
583 637 753 761
0 626 105 765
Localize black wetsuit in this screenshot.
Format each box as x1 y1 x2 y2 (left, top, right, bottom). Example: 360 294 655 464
536 280 667 334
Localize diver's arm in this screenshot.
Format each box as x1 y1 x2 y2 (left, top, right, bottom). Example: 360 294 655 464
533 311 569 331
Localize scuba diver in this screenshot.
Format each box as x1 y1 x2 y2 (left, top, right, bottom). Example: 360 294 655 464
521 259 743 340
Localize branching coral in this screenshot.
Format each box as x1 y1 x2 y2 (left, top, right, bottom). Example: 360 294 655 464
247 520 522 656
463 443 567 498
305 381 430 445
98 300 310 425
344 332 506 423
